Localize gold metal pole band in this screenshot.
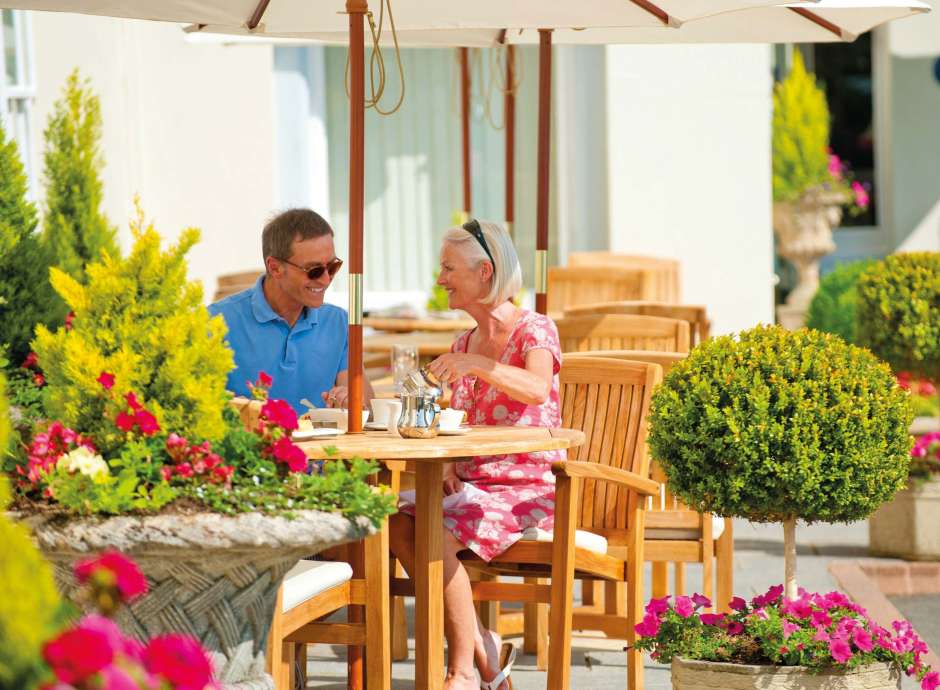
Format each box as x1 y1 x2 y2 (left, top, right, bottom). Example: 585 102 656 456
348 273 363 325
505 220 513 237
535 250 548 293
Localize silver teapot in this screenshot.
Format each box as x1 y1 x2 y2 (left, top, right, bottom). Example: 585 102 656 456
397 391 441 438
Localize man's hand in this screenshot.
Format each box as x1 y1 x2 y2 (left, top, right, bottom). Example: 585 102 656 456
322 385 349 408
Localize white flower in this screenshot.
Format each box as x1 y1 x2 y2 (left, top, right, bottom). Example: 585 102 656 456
57 446 109 481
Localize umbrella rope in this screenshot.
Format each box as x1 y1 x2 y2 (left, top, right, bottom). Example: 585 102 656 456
480 44 521 131
344 0 405 116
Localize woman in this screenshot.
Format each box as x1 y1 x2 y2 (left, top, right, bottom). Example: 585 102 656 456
389 219 563 690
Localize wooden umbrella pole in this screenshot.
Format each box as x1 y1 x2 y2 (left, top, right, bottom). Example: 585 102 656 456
505 44 515 235
460 46 472 217
347 0 367 437
535 29 553 315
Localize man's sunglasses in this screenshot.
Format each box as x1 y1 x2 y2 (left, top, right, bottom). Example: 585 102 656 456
280 257 344 280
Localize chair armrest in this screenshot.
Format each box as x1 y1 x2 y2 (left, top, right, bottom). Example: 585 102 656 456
551 460 660 496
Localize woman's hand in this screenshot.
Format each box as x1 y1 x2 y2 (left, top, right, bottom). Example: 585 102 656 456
428 353 490 385
442 462 463 495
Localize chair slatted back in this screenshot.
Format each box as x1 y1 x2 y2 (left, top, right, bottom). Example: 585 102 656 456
575 350 701 525
555 313 691 354
559 356 661 537
567 252 681 303
547 266 658 314
564 300 710 345
214 269 263 302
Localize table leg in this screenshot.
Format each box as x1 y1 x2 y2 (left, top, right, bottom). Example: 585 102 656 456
414 461 444 690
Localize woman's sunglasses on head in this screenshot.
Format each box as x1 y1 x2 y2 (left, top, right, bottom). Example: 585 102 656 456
280 257 344 280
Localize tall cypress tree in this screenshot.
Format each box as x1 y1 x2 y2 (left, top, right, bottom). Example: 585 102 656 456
42 69 118 281
0 122 60 365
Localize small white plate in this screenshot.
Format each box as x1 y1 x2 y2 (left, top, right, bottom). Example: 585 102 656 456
292 428 346 441
364 421 388 431
438 426 471 436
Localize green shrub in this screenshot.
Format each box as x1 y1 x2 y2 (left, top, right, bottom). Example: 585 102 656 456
42 69 119 284
0 120 61 365
33 203 234 453
648 325 912 524
805 260 874 345
772 52 832 203
856 252 940 382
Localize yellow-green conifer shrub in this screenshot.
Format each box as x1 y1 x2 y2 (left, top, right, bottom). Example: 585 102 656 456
33 204 234 452
772 52 832 203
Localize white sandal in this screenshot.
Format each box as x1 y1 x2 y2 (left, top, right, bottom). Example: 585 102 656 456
480 642 516 690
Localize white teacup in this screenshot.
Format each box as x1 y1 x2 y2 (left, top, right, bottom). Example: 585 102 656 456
308 407 369 432
438 408 466 431
371 398 403 430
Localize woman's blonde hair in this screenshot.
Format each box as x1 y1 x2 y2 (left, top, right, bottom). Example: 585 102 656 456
442 220 523 306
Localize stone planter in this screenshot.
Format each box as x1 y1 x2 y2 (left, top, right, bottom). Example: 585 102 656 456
773 187 847 330
24 510 373 690
672 657 901 690
869 476 940 561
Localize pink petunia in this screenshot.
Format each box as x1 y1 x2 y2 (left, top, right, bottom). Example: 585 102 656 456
782 620 801 638
635 613 661 638
726 621 744 635
143 634 215 690
691 593 711 609
700 613 726 627
852 626 874 653
728 596 747 612
97 372 116 390
829 637 853 664
674 596 695 618
645 596 670 617
922 671 940 690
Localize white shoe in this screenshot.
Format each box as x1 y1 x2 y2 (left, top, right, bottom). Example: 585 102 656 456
480 642 515 690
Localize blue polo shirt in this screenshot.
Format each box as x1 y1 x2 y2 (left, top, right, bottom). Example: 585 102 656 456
209 276 349 414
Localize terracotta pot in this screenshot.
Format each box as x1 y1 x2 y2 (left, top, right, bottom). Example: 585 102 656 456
672 657 901 690
24 510 372 690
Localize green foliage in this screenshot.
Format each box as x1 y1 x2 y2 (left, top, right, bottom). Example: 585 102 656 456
772 52 832 203
856 252 940 382
427 270 450 312
0 120 61 365
0 476 65 689
806 260 874 345
647 325 913 523
33 203 234 454
42 69 119 284
0 371 7 456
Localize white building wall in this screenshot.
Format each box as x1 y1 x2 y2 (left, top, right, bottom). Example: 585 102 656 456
605 44 775 336
26 13 277 300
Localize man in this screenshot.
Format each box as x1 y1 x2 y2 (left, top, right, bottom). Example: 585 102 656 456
209 208 372 414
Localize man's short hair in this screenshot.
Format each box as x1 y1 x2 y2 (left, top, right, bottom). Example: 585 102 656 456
262 208 334 263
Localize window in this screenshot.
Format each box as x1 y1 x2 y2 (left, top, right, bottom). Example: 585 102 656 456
0 9 36 192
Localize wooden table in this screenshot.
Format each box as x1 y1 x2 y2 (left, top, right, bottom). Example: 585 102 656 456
363 330 459 357
298 426 585 690
363 315 476 333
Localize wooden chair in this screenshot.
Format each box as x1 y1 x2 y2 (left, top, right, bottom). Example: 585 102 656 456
546 266 661 315
567 252 681 304
454 358 663 690
213 269 263 302
555 313 691 354
266 535 391 690
564 301 711 346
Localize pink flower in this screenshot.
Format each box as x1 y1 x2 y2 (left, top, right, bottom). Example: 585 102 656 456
143 634 215 690
921 671 939 690
134 410 160 436
260 399 298 431
728 596 747 612
268 437 308 473
43 623 115 683
99 665 143 690
674 596 695 618
125 392 143 412
691 593 711 609
74 551 148 602
257 371 273 387
829 637 853 664
726 621 744 635
700 613 726 626
782 620 801 638
115 412 136 432
645 596 670 617
814 627 831 643
852 181 870 210
828 152 844 180
919 381 937 397
97 372 116 390
635 613 662 638
811 610 832 628
852 626 874 652
781 597 813 619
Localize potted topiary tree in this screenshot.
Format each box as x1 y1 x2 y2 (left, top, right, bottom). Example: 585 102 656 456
4 205 396 688
641 324 923 690
857 251 940 560
773 53 868 330
806 260 875 346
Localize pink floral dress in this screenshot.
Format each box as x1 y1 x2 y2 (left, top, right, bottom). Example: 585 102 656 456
400 309 564 561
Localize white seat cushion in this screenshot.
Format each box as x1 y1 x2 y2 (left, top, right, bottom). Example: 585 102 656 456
644 515 726 541
519 527 608 555
281 560 353 613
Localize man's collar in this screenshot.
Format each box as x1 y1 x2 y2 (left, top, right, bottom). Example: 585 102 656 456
250 275 319 328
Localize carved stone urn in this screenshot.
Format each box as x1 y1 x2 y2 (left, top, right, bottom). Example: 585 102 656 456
774 187 847 330
24 510 372 690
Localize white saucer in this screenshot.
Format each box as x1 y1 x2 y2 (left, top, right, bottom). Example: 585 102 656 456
438 426 471 436
292 428 346 440
364 421 388 431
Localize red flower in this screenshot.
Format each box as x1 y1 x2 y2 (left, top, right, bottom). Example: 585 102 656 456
74 551 148 602
260 399 298 431
258 371 273 387
97 372 116 390
65 311 75 329
43 625 114 684
212 465 234 483
124 392 143 412
33 373 46 387
134 410 160 436
175 463 194 478
22 351 38 369
116 412 136 432
268 436 308 473
143 634 215 690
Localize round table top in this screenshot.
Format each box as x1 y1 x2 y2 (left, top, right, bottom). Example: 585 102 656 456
363 331 458 357
364 316 476 333
297 426 584 460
